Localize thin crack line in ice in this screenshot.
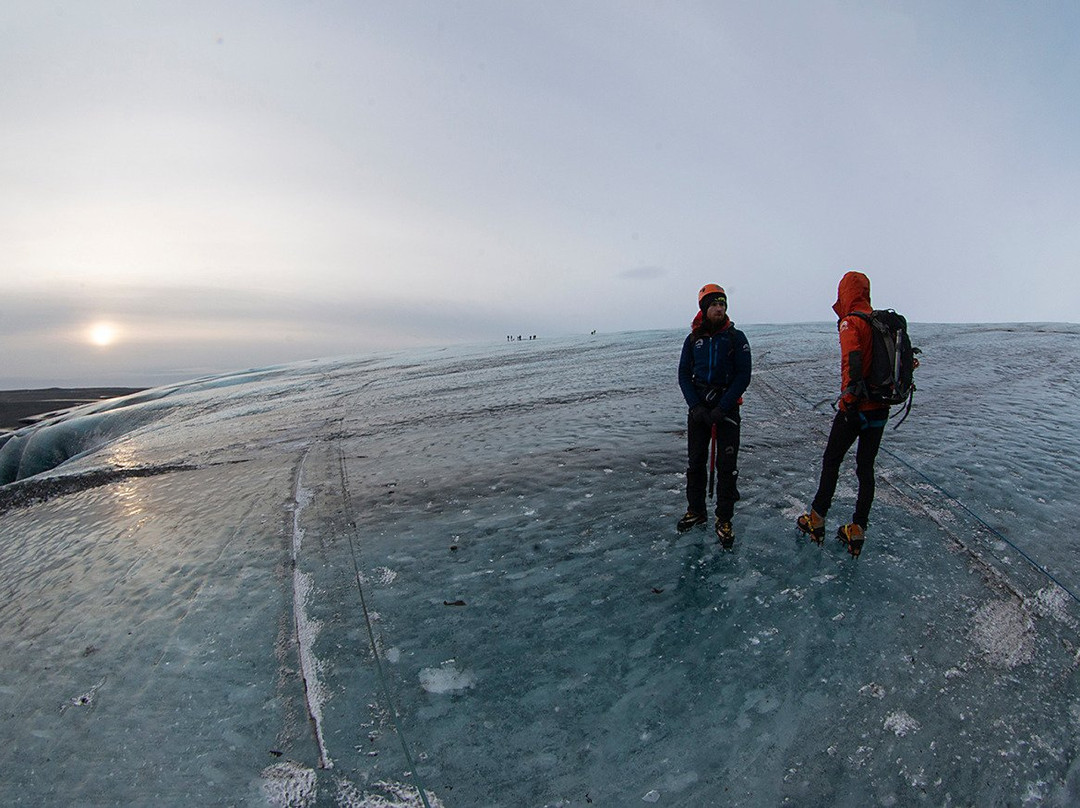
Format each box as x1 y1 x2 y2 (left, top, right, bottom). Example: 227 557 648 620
290 446 333 769
877 473 1028 604
759 366 1080 606
337 443 433 808
880 445 1080 606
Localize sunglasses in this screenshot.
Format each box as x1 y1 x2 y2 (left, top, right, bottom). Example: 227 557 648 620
708 298 727 307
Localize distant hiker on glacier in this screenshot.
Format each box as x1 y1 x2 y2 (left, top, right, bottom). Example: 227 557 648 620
677 284 752 549
797 270 909 558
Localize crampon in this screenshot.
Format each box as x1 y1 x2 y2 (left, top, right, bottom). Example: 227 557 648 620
836 523 865 558
715 519 735 550
796 511 825 545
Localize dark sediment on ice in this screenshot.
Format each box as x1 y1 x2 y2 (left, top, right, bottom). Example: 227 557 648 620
0 388 144 430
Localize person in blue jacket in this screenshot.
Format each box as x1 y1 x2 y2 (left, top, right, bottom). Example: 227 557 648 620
677 284 752 547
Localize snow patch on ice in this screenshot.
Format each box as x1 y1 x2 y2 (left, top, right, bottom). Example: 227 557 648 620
1031 585 1075 627
294 570 331 767
261 761 317 807
261 765 443 808
419 660 476 694
781 497 807 519
860 683 887 699
372 566 398 585
884 710 921 736
336 777 445 807
971 598 1036 669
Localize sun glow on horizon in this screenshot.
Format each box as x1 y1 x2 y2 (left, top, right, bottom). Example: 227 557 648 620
88 322 120 347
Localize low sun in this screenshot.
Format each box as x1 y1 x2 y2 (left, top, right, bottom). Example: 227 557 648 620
88 322 119 347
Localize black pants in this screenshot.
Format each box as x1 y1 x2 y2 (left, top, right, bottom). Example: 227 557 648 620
686 408 741 522
811 409 887 528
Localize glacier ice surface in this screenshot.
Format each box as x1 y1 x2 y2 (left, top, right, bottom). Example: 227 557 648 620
1 324 1078 806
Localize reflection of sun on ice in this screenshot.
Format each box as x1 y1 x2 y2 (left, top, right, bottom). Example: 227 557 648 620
88 322 119 347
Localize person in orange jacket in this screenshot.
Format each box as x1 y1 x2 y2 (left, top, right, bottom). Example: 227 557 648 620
797 270 890 558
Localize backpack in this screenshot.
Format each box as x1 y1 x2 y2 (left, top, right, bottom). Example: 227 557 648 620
848 309 919 425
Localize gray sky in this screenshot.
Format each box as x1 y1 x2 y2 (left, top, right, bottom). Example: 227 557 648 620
3 1 1079 387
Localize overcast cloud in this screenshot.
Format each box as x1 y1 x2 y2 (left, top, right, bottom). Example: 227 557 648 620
2 1 1078 387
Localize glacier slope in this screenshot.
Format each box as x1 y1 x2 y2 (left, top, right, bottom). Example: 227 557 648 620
0 324 1078 807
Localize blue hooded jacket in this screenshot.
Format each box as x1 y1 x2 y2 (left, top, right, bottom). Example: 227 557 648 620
678 313 752 413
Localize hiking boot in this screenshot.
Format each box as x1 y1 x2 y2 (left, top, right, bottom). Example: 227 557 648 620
836 523 865 558
796 510 826 545
677 511 707 532
715 519 735 550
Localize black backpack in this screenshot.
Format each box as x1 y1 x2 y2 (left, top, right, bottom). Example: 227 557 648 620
848 309 919 426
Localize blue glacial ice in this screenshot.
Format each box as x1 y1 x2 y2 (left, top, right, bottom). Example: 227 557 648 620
0 323 1078 806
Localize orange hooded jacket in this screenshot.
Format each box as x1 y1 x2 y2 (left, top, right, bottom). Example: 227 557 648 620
833 271 883 413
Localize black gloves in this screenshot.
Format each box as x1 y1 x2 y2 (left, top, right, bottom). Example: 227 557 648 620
713 408 739 427
689 405 711 425
690 405 739 427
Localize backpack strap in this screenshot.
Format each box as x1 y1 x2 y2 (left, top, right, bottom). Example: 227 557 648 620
889 387 915 429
